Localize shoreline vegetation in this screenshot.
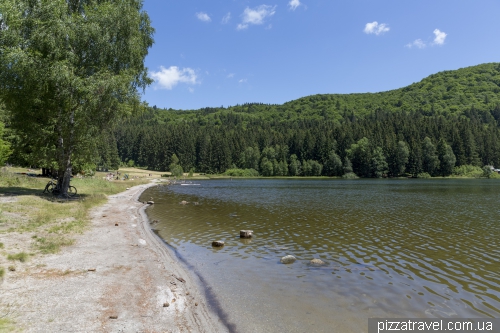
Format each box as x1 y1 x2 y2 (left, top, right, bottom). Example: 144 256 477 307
110 64 500 180
0 166 497 331
0 167 226 332
0 167 146 331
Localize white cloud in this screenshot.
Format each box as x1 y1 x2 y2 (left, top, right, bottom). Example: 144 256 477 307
151 66 198 90
227 73 235 78
364 21 390 35
196 12 211 22
288 0 300 10
433 29 447 45
222 12 231 24
405 39 426 49
237 5 277 30
239 78 247 83
188 87 194 93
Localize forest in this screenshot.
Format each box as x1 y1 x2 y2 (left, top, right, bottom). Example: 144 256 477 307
4 63 500 178
111 63 500 178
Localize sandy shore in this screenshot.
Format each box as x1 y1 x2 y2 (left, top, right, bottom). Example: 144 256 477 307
0 182 228 332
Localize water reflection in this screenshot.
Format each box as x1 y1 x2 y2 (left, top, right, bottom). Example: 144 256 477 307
142 179 500 332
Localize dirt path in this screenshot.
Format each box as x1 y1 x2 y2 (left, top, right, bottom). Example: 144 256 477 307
0 182 228 333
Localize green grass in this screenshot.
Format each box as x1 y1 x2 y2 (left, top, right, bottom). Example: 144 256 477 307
0 318 14 333
0 243 3 249
0 168 148 254
0 267 4 278
7 252 29 262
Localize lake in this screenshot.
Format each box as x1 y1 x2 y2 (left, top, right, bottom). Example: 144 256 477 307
141 179 500 333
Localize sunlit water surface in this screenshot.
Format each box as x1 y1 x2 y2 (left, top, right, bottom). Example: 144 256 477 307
141 179 500 333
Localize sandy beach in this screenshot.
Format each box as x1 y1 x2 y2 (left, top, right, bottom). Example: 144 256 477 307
0 182 228 332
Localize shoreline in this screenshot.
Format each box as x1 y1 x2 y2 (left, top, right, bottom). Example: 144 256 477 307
0 181 228 332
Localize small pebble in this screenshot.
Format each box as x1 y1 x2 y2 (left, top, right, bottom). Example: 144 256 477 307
163 302 170 307
109 315 118 319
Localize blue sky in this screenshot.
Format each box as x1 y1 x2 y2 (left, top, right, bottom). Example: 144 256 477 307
142 0 500 110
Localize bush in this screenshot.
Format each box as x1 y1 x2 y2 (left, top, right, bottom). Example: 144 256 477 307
482 166 500 179
452 165 483 178
223 168 259 177
342 172 359 179
170 165 184 177
417 172 432 178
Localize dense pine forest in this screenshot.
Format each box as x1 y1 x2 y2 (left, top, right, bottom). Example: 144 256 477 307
109 63 500 178
4 63 500 178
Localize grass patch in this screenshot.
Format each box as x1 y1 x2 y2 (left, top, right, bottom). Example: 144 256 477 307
7 252 29 262
0 318 14 333
0 266 4 278
0 168 148 257
35 236 75 254
0 242 3 249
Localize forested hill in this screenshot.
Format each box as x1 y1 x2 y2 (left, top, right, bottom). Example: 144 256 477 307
145 63 500 124
113 63 500 177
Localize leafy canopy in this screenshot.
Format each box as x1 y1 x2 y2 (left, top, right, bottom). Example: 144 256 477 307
0 0 153 192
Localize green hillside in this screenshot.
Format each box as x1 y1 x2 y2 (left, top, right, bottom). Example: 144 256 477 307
150 63 500 123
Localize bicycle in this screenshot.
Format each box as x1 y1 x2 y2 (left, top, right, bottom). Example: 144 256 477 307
43 178 77 197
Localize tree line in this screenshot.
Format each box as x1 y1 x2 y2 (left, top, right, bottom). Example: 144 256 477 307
113 106 500 177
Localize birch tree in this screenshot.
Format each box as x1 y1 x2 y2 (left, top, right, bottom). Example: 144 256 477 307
0 0 154 195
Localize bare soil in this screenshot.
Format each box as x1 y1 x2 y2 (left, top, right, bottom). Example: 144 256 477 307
0 182 228 333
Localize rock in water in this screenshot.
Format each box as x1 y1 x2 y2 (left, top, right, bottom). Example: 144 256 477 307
212 241 225 247
147 201 154 205
240 230 253 238
280 255 296 264
310 258 326 266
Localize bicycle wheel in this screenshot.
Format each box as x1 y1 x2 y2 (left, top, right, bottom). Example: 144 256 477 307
68 186 77 197
44 183 55 194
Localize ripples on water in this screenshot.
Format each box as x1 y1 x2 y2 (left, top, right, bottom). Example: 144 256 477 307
142 179 500 333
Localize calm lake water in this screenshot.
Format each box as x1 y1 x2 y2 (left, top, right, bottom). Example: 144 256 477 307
141 179 500 333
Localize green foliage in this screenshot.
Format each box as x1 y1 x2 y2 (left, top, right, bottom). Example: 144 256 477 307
240 146 261 170
393 141 410 176
437 139 456 176
342 172 359 179
188 168 195 177
452 165 483 178
0 267 4 279
417 172 432 179
481 166 500 179
223 168 259 177
288 154 301 176
422 137 440 176
0 0 154 195
112 63 500 178
371 147 388 178
170 165 184 177
0 122 11 165
7 252 29 262
0 242 3 249
347 137 371 177
323 151 343 176
169 153 183 177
